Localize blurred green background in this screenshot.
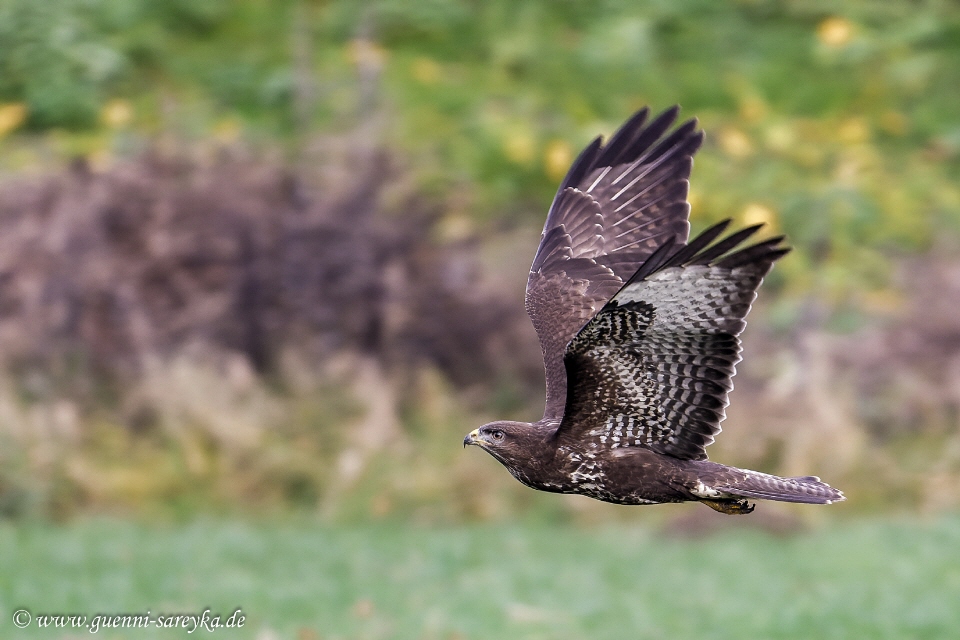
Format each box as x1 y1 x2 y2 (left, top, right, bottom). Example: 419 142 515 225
1 0 960 638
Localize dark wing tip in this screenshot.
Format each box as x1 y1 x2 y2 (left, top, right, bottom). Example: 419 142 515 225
714 233 791 270
662 219 731 269
620 221 791 287
542 105 703 247
689 224 765 265
564 105 701 192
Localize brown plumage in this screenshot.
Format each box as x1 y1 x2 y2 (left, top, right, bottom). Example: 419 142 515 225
464 106 844 514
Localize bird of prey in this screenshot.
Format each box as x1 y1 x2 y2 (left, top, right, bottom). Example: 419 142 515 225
463 106 843 514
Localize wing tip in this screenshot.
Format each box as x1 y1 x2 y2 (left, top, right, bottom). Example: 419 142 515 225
619 220 791 286
582 104 703 185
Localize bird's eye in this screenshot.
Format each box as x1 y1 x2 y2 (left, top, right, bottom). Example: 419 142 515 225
491 429 505 441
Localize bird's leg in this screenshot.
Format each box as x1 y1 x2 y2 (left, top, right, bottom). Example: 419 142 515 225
700 498 755 515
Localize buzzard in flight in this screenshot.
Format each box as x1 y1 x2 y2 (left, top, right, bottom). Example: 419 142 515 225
464 106 843 514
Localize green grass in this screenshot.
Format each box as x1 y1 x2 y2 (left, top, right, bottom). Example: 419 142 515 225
2 514 959 639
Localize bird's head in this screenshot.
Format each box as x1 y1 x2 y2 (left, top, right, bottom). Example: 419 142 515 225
463 420 543 469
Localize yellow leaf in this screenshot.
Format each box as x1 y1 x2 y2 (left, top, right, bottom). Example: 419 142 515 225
838 117 870 144
718 127 753 159
543 139 573 182
764 123 796 152
503 128 536 165
741 202 777 229
100 99 133 128
0 102 27 137
817 17 854 48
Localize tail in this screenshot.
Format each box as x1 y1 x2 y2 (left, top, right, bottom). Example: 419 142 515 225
712 469 845 505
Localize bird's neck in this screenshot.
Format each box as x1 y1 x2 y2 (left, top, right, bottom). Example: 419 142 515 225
499 419 566 489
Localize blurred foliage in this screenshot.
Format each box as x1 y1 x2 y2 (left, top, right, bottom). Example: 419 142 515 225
0 1 959 522
0 0 958 303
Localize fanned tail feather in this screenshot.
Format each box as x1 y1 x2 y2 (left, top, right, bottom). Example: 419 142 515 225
715 470 845 505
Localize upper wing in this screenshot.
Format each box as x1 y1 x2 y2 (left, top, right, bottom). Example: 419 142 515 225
555 221 790 461
526 106 704 420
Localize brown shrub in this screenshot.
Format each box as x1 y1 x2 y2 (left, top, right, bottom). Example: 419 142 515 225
0 143 531 407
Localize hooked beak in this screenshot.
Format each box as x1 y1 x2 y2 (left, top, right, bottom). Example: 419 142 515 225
463 428 481 448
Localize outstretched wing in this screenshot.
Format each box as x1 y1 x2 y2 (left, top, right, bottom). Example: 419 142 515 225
526 106 704 421
555 221 789 461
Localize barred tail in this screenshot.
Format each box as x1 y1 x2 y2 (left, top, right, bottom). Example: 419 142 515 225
715 470 845 505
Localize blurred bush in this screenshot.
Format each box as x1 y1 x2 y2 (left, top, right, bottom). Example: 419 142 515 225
0 134 543 519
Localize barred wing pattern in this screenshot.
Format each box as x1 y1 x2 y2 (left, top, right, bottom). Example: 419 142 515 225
557 221 789 461
526 107 704 420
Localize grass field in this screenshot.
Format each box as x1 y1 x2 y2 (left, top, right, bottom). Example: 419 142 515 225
2 514 959 639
